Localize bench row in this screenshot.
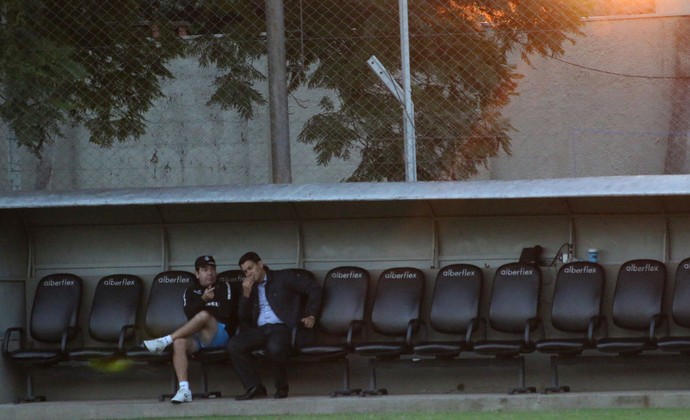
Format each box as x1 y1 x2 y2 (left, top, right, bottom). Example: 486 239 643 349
3 258 689 402
301 259 689 396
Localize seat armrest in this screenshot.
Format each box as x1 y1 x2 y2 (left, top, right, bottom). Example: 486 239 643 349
591 315 609 341
587 315 607 344
118 324 137 353
291 324 318 350
290 325 302 349
649 313 668 342
61 326 82 353
346 320 366 347
405 318 422 346
2 327 26 356
524 317 543 345
465 317 481 347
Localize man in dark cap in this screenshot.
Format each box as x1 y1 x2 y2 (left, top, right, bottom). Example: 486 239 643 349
143 255 236 403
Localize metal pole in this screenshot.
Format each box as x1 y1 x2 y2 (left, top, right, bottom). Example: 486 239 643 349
265 0 292 183
399 0 417 182
5 126 21 191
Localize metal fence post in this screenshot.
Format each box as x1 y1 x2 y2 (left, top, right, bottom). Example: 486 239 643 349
399 0 417 182
266 0 292 183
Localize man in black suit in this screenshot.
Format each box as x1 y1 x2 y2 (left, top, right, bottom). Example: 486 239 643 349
228 251 322 400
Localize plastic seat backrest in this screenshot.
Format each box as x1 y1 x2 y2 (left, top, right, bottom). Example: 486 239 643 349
550 262 605 333
489 263 542 334
611 259 666 330
430 264 482 334
217 269 245 334
671 258 690 328
89 274 143 342
217 269 244 297
145 271 195 338
370 267 425 336
30 274 83 343
318 266 369 336
290 268 318 314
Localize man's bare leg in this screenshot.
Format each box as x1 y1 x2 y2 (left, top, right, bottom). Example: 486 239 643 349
171 310 217 342
172 337 197 383
167 311 218 404
143 310 217 358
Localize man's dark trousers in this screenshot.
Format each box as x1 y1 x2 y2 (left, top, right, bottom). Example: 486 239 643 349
228 323 291 390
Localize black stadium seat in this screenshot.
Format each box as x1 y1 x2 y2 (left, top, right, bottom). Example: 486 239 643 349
187 269 243 399
125 271 194 401
354 267 425 396
412 264 482 359
537 259 666 392
293 266 370 396
594 259 666 355
654 258 690 353
535 261 605 392
68 274 143 362
471 262 542 394
2 274 83 403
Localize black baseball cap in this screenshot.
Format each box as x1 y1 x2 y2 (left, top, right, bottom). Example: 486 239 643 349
195 255 217 270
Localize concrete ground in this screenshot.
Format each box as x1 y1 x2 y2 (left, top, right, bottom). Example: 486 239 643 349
3 390 690 420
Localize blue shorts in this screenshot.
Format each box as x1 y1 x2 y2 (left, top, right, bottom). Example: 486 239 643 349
195 322 230 349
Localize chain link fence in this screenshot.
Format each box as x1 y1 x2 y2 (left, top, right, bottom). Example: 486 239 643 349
0 0 687 191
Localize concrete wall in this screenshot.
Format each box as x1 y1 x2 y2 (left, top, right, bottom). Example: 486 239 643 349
3 7 690 190
658 0 690 14
495 12 687 179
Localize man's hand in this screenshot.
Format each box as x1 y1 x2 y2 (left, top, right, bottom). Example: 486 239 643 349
242 276 255 298
301 315 316 329
202 286 215 302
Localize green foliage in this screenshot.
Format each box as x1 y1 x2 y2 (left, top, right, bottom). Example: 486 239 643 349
0 0 185 155
189 34 266 119
185 1 267 119
289 0 594 181
0 0 593 181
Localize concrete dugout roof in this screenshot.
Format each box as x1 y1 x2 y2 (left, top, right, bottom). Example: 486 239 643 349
1 175 690 224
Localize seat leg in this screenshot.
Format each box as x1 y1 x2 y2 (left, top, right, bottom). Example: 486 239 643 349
330 358 361 397
359 358 387 397
543 356 570 394
196 360 221 399
508 356 536 394
16 369 46 404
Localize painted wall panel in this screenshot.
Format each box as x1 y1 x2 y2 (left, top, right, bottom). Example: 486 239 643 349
166 221 299 271
32 225 162 275
573 216 666 264
669 216 690 263
302 218 433 271
437 216 571 267
0 211 28 279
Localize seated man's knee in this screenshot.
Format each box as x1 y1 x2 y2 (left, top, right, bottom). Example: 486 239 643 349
194 309 212 323
266 340 289 361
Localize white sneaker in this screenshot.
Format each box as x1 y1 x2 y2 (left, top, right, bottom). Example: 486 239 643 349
143 337 168 354
171 388 192 404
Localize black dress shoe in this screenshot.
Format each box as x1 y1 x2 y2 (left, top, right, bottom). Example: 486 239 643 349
235 385 267 401
274 386 289 399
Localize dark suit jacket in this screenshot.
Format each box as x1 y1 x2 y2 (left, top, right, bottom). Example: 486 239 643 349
238 268 322 330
